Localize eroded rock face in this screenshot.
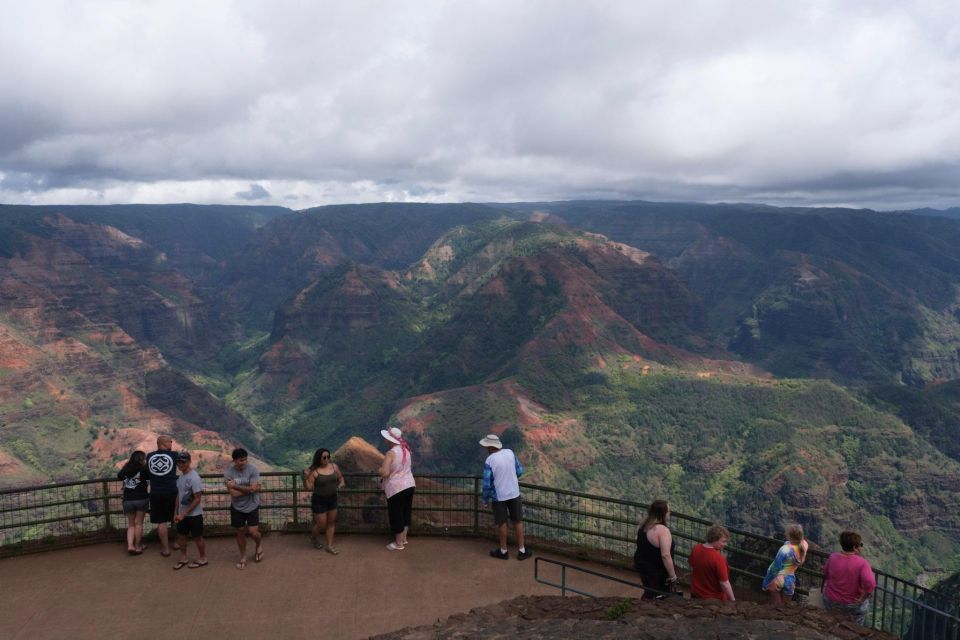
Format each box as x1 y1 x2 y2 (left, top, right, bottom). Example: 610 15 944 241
0 214 255 485
371 596 897 640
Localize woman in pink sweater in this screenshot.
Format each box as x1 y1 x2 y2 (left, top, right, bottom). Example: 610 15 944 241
823 531 877 626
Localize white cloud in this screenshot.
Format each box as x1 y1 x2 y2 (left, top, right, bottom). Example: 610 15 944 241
2 0 960 209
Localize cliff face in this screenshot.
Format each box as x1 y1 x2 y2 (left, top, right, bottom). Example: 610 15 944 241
0 214 258 486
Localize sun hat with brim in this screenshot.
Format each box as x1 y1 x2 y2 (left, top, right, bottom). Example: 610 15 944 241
479 434 503 449
381 427 403 445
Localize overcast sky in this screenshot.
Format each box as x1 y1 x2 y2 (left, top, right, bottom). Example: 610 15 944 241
2 1 959 210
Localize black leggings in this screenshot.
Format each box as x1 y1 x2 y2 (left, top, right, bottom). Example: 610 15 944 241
387 487 415 534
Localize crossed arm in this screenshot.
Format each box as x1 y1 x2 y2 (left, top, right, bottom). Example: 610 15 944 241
226 479 261 498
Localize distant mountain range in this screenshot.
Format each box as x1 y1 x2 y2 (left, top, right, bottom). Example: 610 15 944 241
1 200 959 584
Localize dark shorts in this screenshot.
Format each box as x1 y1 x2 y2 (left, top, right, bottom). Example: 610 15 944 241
123 498 149 514
176 514 204 538
492 496 523 525
311 493 338 514
149 493 177 524
230 506 260 529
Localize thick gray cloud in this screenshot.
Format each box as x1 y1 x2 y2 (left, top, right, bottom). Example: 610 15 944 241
235 183 270 200
1 1 959 209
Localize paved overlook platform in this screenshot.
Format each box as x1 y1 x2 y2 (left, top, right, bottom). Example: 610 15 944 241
0 533 640 640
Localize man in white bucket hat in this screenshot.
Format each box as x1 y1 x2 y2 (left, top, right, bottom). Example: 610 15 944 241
480 433 531 560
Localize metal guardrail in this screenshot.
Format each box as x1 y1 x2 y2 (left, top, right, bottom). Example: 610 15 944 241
1 473 957 638
534 556 673 598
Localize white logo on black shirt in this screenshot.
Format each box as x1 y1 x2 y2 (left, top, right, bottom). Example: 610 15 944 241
149 454 173 476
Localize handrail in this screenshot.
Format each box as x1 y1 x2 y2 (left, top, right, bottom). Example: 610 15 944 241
534 556 670 598
0 472 956 639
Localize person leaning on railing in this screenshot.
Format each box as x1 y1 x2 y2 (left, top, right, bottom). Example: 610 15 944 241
822 531 876 626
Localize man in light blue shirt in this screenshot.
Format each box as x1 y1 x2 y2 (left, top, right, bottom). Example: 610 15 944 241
480 434 531 561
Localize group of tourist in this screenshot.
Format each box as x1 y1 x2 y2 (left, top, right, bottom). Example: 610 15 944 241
116 427 532 570
120 431 876 626
634 500 877 625
117 436 218 568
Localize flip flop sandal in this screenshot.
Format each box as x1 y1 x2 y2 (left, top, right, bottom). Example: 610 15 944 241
236 559 246 570
187 561 208 569
161 549 172 557
325 546 339 555
173 560 189 570
255 548 264 562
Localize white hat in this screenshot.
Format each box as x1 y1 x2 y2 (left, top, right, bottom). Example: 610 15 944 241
479 434 503 449
381 427 403 445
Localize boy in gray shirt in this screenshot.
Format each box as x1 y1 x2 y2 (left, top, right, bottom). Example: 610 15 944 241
224 447 263 568
173 451 207 569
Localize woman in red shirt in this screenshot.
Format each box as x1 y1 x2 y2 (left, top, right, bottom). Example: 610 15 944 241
689 525 736 601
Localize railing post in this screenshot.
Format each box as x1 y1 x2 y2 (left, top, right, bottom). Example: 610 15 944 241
101 480 112 530
292 472 299 526
473 476 480 534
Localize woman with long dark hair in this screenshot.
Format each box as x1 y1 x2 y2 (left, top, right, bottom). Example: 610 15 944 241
303 448 345 554
634 499 678 598
380 427 415 550
118 450 149 555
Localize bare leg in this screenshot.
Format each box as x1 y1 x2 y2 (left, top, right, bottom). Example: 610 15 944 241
326 510 337 548
311 512 327 548
515 521 525 550
236 526 247 566
176 533 188 563
311 513 325 546
400 525 408 546
134 512 145 550
250 526 263 560
497 522 508 550
126 512 137 551
158 522 171 554
196 536 206 563
768 587 783 605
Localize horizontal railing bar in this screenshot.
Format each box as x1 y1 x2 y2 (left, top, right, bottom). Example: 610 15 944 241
1 470 952 623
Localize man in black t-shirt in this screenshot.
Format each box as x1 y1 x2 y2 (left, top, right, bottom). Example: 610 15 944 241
145 435 178 557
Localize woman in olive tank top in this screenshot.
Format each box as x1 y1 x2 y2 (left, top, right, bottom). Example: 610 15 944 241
303 448 346 554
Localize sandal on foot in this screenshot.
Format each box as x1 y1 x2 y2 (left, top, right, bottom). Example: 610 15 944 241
312 540 324 550
187 560 208 569
236 559 246 570
173 560 189 570
161 549 172 557
325 546 339 555
386 542 404 551
255 548 264 562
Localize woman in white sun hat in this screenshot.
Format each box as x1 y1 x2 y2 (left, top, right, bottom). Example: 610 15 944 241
380 427 416 550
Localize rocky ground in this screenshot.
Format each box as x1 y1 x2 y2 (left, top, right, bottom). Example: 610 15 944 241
371 595 896 640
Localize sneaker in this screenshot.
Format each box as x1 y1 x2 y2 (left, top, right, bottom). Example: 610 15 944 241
517 549 533 561
386 542 404 551
489 549 509 560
